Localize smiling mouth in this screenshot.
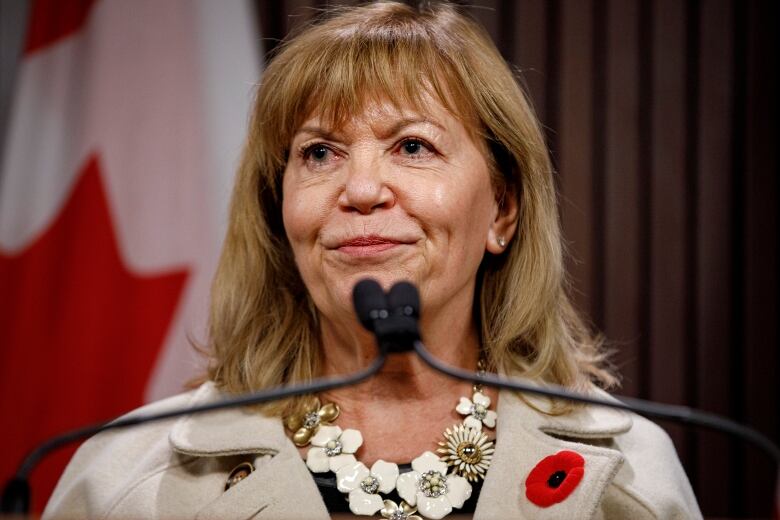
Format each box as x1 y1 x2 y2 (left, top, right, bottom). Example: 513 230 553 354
335 236 409 257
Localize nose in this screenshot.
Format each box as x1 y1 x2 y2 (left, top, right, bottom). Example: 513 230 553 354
338 152 395 214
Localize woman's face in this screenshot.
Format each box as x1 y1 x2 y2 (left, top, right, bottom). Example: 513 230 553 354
282 96 506 327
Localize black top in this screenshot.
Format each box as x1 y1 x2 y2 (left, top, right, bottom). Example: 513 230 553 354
313 463 484 514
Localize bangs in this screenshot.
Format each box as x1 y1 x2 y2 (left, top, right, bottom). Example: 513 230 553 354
296 30 469 130
258 6 481 170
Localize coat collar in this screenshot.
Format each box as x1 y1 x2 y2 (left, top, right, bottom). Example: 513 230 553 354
169 382 289 456
171 382 632 519
519 385 633 438
475 388 630 519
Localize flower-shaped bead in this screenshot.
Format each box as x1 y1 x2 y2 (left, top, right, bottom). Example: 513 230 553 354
284 398 340 446
437 423 494 482
306 425 363 473
455 391 497 431
336 460 399 516
396 451 472 520
380 499 422 520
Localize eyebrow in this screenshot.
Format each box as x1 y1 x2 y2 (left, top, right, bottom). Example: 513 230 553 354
378 117 445 139
294 127 345 143
294 117 445 141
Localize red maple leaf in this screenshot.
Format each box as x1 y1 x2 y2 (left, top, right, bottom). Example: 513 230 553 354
0 154 189 512
25 0 98 56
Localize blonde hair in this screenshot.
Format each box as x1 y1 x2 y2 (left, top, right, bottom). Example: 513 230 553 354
207 1 617 416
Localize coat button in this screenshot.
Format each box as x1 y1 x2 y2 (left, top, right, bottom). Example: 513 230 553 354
224 462 254 491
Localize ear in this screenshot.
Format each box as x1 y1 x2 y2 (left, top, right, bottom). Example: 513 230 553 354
486 186 519 255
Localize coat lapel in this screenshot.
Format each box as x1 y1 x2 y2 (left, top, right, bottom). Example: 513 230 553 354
475 389 631 520
168 383 330 520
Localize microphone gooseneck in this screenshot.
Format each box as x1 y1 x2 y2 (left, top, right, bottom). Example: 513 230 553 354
3 278 778 513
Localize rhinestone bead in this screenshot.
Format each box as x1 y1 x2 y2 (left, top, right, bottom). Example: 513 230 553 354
360 475 379 494
470 403 487 421
324 439 343 456
302 411 320 429
418 470 448 498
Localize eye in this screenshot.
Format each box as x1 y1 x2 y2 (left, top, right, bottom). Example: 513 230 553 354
302 143 332 162
297 142 342 170
398 138 434 158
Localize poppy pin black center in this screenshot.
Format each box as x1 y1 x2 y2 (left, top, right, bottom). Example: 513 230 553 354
547 470 567 488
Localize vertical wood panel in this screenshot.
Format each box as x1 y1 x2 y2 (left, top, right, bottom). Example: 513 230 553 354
286 0 319 35
695 0 734 513
256 1 286 57
637 0 653 401
558 0 595 317
461 0 500 47
604 0 642 397
649 0 688 456
543 0 561 167
682 0 700 494
591 1 607 330
742 0 778 513
514 0 547 122
728 0 748 512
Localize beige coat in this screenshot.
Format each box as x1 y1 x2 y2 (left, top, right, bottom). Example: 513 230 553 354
43 382 701 519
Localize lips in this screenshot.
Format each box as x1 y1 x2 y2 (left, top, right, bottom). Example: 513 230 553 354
335 235 411 256
339 236 402 247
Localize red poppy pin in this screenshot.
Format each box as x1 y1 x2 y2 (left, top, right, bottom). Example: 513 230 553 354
525 450 585 507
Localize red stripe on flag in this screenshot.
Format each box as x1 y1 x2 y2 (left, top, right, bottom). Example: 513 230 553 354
0 154 189 512
24 0 98 55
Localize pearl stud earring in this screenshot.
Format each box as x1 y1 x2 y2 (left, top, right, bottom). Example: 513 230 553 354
497 236 506 248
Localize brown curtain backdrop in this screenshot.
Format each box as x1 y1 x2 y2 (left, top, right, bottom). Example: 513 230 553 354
254 1 778 517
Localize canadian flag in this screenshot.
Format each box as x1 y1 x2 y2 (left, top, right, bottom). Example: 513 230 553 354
0 0 260 512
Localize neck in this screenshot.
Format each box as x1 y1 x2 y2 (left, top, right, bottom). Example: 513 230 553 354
318 299 482 407
310 289 496 466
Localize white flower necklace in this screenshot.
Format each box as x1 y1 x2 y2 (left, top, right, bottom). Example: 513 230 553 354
285 370 497 520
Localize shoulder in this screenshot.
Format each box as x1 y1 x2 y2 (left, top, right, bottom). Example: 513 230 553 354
547 387 702 518
42 385 205 519
603 411 702 519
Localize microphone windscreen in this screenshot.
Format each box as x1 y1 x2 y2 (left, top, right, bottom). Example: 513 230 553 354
352 278 388 331
387 281 420 318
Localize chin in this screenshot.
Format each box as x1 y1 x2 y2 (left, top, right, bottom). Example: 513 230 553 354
320 270 420 316
343 270 419 293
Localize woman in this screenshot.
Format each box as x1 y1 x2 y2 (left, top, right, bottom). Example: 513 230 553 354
44 2 701 519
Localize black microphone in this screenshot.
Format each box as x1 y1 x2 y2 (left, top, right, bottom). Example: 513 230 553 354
352 278 389 332
387 280 420 318
354 278 420 354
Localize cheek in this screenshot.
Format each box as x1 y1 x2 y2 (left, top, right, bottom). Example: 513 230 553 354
282 176 320 246
281 194 305 244
426 171 495 245
281 184 330 296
